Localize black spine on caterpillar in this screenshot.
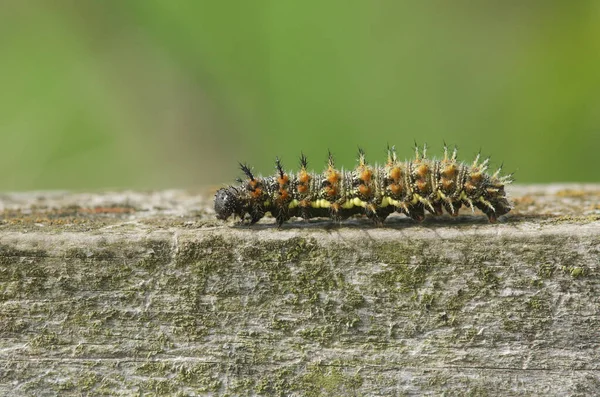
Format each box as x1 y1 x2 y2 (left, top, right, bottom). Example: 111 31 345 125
214 145 513 226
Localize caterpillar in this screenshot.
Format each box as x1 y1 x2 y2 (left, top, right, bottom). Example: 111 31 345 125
214 144 513 226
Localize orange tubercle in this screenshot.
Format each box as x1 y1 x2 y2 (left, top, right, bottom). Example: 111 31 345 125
251 188 262 198
469 172 482 184
279 189 289 200
297 184 308 193
325 186 337 197
278 174 289 186
389 167 402 181
441 179 454 190
441 164 457 179
360 169 372 182
416 164 429 178
390 183 402 195
359 184 371 196
327 171 340 185
416 180 428 192
298 171 311 184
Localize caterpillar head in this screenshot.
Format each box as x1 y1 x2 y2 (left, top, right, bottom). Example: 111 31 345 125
214 187 244 220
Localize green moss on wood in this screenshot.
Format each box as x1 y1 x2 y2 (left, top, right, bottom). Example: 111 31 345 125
297 364 363 397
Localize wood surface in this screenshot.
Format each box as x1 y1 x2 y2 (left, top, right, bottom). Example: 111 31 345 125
0 184 599 396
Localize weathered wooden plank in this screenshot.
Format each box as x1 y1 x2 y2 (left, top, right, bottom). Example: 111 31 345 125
0 185 598 396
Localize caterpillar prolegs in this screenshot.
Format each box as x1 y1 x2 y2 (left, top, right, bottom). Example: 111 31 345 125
214 145 513 226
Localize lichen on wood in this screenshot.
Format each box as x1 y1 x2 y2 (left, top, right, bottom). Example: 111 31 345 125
0 184 599 396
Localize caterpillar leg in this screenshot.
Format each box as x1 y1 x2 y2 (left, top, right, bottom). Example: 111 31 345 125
365 205 393 225
406 203 425 222
248 208 265 225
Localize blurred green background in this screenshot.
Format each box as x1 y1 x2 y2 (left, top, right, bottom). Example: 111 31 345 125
1 1 599 191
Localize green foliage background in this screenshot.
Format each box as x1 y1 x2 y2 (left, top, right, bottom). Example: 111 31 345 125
1 1 598 190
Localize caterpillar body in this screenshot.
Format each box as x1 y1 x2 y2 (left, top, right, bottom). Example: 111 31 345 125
214 145 513 226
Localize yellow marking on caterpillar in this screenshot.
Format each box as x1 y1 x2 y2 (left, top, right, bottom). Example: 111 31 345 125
380 197 390 208
288 199 299 209
352 197 367 208
388 198 401 207
341 200 354 209
318 199 331 208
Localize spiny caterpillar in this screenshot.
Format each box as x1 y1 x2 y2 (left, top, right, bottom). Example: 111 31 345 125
214 144 513 226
